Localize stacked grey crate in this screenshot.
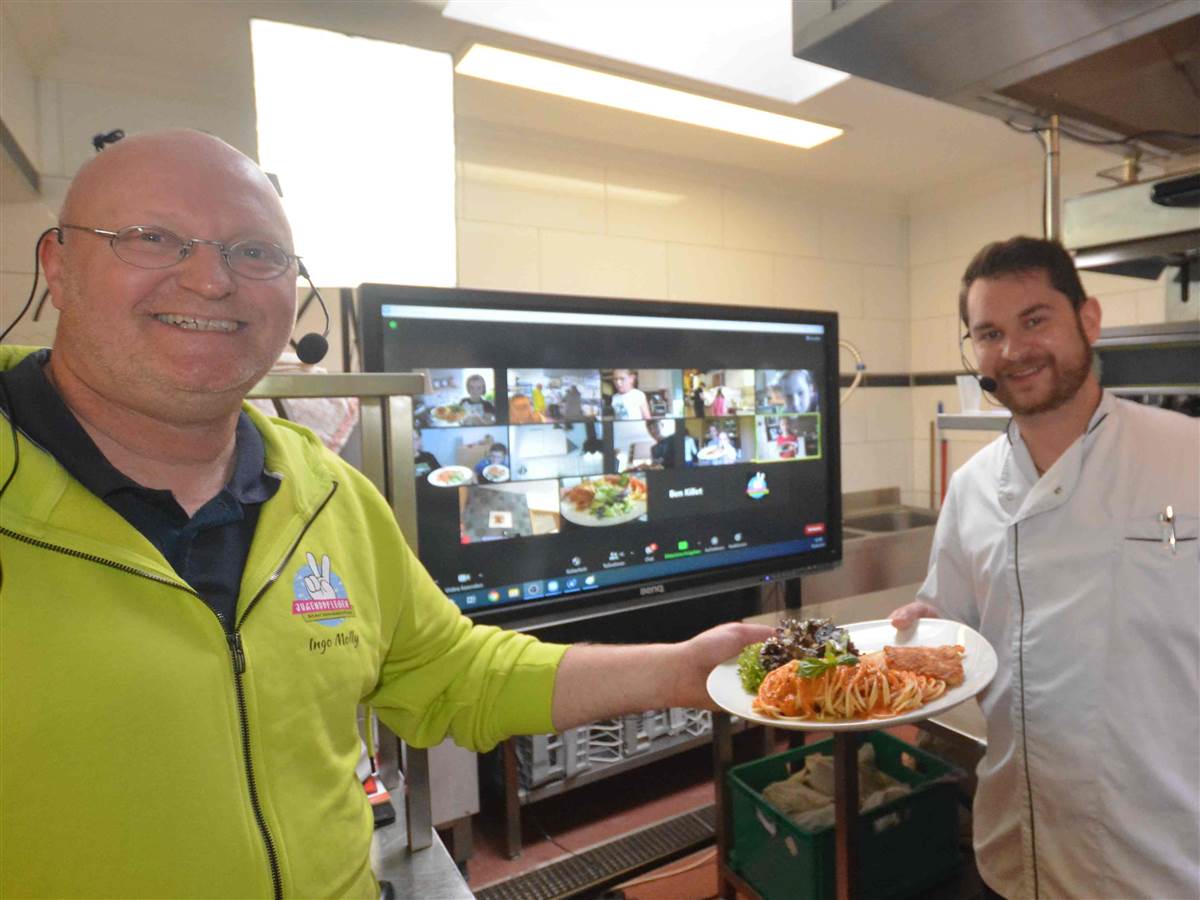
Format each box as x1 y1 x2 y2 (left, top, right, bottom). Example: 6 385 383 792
510 708 712 790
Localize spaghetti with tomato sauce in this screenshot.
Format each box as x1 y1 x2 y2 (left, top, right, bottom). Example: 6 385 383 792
752 649 961 722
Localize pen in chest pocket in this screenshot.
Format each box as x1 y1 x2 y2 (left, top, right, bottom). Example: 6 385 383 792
1160 505 1176 553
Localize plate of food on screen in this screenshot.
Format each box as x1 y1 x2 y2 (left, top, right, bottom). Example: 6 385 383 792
431 404 468 425
706 617 997 731
560 474 648 527
427 465 475 488
481 463 510 483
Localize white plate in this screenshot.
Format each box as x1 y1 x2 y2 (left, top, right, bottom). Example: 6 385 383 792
706 618 998 732
427 465 475 488
481 464 510 483
560 476 648 527
430 404 467 424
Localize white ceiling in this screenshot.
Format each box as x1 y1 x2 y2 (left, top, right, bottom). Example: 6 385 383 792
440 0 850 105
2 0 1077 198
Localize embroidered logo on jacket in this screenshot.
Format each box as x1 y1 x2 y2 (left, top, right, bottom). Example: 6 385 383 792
292 552 354 627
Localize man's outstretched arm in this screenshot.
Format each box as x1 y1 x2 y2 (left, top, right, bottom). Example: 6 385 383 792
550 622 775 731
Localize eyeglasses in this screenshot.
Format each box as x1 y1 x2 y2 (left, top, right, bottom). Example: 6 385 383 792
59 223 299 280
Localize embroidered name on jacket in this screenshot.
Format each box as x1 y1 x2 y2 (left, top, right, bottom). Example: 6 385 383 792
292 552 355 627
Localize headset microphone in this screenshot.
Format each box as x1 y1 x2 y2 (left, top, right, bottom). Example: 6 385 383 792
959 333 997 393
294 261 330 365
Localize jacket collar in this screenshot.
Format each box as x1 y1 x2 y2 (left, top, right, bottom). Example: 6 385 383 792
2 346 338 579
997 390 1118 522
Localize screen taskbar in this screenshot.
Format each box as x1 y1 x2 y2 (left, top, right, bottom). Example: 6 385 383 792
443 534 828 611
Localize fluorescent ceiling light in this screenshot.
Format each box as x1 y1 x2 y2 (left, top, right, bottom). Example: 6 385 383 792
455 44 843 150
442 0 849 106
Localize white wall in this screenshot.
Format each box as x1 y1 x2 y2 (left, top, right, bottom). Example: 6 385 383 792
0 3 57 345
0 3 42 170
455 121 914 497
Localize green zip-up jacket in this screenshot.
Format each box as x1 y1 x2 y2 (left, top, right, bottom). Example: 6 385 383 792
0 345 568 898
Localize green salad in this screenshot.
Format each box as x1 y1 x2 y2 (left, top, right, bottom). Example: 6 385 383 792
737 642 767 692
590 479 634 518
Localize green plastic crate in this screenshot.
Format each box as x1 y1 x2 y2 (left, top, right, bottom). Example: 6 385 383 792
727 731 963 900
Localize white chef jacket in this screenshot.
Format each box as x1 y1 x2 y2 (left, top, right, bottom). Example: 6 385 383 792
918 391 1200 899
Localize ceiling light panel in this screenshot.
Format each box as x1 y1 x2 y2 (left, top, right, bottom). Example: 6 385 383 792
456 44 843 150
442 0 849 105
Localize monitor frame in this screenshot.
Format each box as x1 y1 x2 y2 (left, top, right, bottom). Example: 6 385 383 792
357 283 843 635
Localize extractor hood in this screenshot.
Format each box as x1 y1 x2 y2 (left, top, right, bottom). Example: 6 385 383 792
792 1 1200 157
1063 169 1199 280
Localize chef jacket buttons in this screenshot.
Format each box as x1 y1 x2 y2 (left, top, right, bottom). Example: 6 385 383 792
1054 486 1062 495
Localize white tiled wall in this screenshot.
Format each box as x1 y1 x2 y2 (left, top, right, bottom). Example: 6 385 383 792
0 5 41 172
455 124 915 497
1 178 66 345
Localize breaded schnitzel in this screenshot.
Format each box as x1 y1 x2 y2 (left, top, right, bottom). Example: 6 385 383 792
883 645 965 686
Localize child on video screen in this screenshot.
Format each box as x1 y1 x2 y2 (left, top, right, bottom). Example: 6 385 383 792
703 423 738 464
460 374 496 425
509 394 544 424
611 369 651 420
711 387 727 416
473 443 508 479
775 418 800 459
413 431 441 479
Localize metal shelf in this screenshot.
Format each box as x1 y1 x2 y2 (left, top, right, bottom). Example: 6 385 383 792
937 412 1011 432
518 720 746 805
499 717 752 858
1094 320 1200 349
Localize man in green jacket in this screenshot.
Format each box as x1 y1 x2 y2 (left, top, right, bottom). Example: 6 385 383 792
0 129 770 898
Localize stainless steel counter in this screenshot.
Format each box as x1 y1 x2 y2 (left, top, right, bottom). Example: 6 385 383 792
372 809 473 899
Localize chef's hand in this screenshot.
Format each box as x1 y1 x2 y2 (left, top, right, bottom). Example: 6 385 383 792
889 601 939 630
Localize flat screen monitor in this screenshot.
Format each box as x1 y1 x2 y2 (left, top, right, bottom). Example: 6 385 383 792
358 285 842 632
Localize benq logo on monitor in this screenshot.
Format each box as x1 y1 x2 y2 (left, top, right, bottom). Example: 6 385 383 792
640 584 665 596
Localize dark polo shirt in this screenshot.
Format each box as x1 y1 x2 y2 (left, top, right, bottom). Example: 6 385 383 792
0 349 280 629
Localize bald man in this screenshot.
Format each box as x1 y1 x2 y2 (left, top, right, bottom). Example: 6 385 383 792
0 130 769 898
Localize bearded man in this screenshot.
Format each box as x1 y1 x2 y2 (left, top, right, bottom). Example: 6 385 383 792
891 237 1199 899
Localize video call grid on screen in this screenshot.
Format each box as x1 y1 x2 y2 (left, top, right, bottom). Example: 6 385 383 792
366 292 839 613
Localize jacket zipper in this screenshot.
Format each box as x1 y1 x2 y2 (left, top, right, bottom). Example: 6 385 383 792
228 481 339 900
2 480 337 900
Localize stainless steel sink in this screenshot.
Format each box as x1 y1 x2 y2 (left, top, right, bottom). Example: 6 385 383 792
778 491 937 606
844 508 939 533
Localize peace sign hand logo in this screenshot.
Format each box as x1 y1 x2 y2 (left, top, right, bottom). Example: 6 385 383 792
304 552 338 601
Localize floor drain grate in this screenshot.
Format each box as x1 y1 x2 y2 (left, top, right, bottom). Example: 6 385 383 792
475 805 716 900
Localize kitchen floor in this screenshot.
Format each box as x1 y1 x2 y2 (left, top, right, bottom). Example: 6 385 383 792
465 724 987 900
